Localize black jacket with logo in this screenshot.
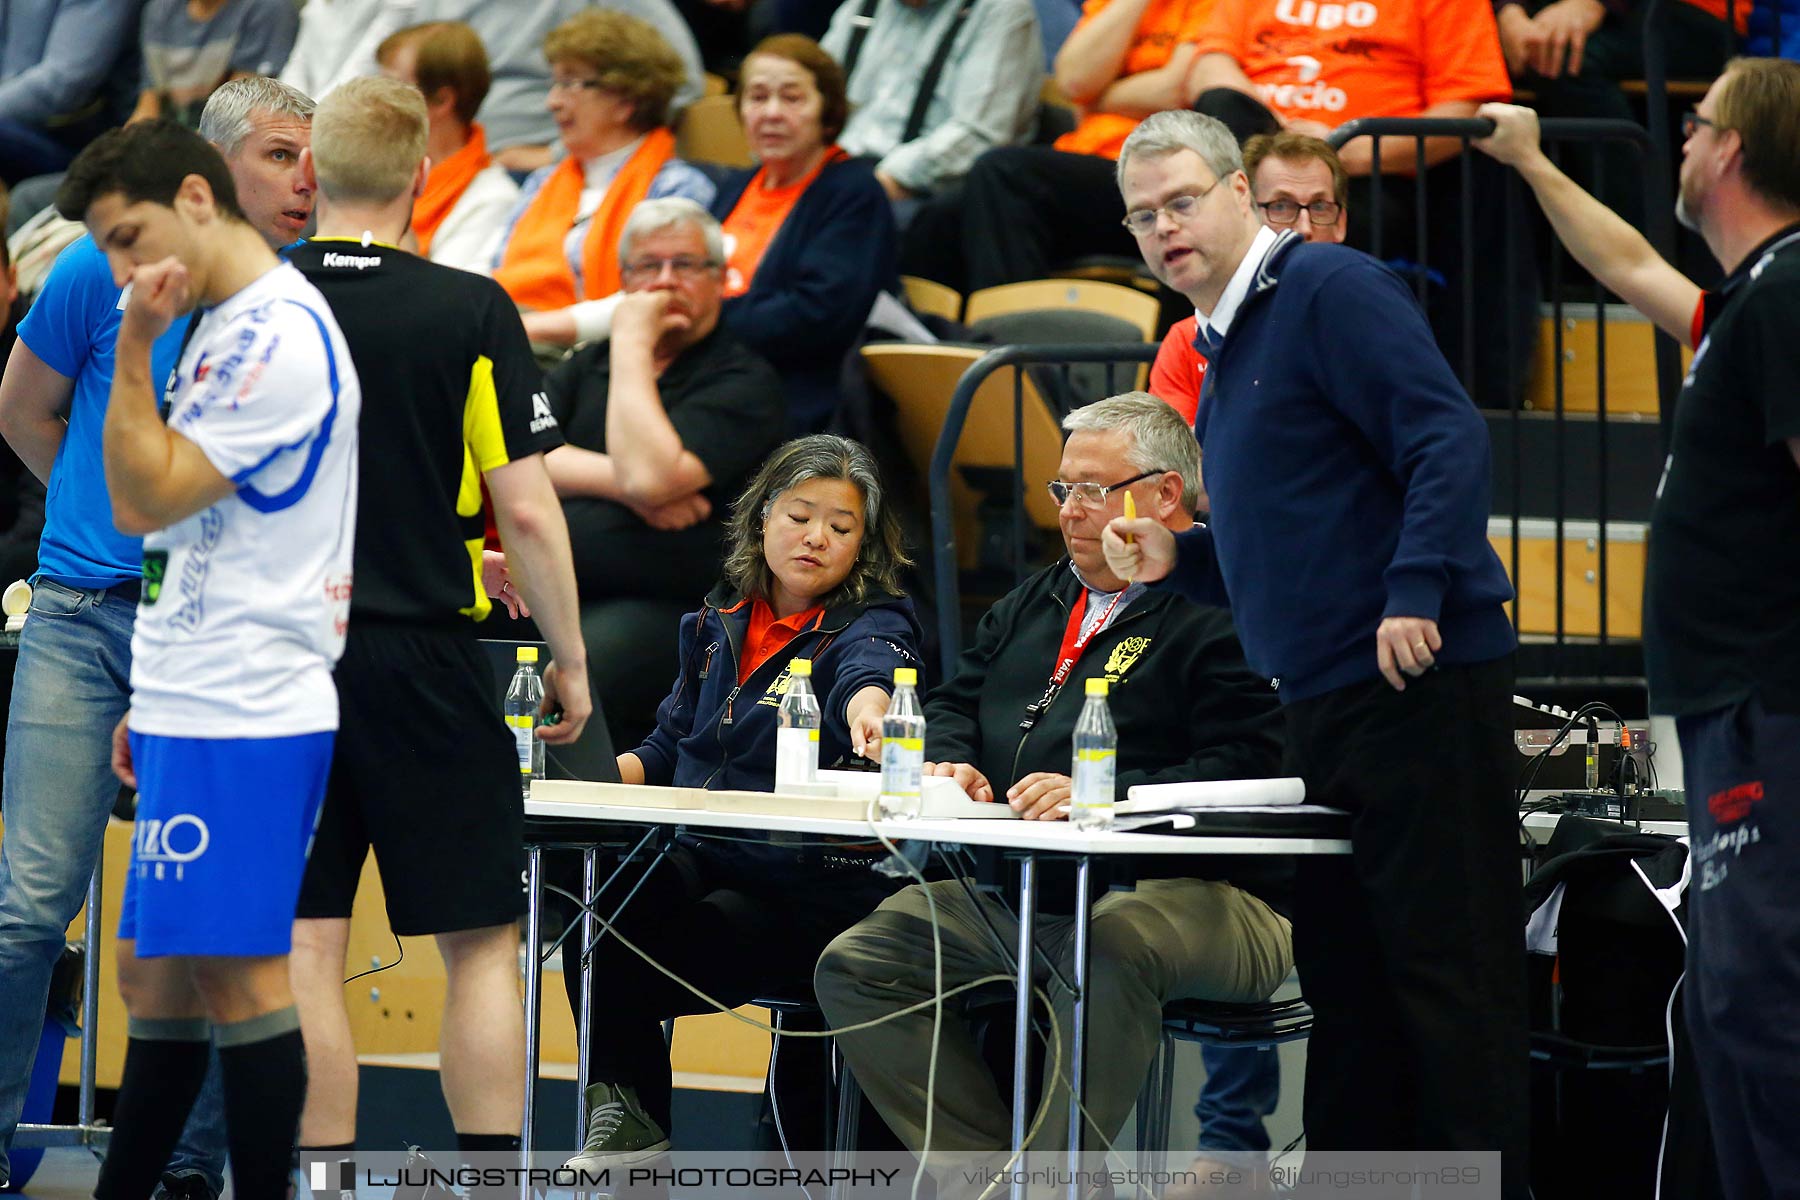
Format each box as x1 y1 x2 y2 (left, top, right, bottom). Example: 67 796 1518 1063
926 559 1289 911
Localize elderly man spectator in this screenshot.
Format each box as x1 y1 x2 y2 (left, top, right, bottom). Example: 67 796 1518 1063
816 392 1293 1171
541 197 785 739
1151 131 1347 426
376 20 520 273
1104 109 1526 1196
0 0 141 182
818 0 1043 218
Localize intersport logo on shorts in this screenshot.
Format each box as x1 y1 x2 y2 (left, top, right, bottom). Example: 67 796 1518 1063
135 814 211 882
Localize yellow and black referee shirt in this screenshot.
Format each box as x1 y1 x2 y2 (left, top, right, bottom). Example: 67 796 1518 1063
291 238 563 626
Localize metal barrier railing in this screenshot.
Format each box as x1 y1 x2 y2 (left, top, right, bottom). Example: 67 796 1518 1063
926 344 1156 679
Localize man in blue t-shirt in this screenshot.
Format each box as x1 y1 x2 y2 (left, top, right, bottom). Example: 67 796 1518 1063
0 75 317 1198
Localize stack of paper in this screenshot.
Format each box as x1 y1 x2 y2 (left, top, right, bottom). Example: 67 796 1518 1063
1121 777 1306 813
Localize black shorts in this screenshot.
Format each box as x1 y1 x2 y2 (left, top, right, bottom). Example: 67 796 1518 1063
297 623 526 935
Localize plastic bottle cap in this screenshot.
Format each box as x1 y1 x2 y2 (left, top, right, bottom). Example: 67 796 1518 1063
790 658 812 677
516 646 539 663
1085 678 1109 697
894 667 917 686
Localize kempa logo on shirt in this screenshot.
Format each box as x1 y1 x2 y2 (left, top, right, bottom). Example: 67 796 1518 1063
321 251 382 270
135 813 211 881
529 391 558 434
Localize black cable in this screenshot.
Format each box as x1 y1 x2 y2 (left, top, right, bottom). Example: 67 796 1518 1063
342 931 405 985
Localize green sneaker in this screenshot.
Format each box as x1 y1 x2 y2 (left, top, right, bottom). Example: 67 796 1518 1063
563 1081 671 1171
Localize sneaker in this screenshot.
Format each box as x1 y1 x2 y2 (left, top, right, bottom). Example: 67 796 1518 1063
564 1081 671 1171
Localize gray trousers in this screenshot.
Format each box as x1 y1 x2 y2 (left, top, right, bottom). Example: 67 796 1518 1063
814 878 1293 1157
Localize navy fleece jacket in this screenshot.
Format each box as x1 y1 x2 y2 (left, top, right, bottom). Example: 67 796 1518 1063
711 157 898 435
1167 237 1515 703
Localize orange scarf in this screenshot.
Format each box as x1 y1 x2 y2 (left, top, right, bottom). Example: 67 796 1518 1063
722 146 845 298
495 127 677 311
414 123 492 256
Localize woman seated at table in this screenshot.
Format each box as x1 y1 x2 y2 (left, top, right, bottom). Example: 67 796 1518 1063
559 434 922 1170
709 35 896 435
496 9 714 344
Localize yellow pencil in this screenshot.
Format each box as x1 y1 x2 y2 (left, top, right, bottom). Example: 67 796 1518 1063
1123 490 1136 541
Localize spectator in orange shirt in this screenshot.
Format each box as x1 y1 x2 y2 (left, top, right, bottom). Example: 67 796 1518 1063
376 21 521 276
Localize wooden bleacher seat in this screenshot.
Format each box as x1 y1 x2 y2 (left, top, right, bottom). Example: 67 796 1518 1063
901 274 962 322
1528 303 1692 416
964 278 1160 342
1489 516 1646 639
859 343 1064 570
675 94 752 169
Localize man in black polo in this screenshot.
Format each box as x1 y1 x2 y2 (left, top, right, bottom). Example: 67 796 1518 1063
283 75 590 1165
1625 60 1800 1200
1475 61 1800 1197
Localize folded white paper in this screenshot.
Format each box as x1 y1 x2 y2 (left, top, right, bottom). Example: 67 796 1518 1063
1121 777 1306 812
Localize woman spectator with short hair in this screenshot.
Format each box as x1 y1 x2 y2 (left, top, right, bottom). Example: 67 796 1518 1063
495 9 714 346
711 35 896 434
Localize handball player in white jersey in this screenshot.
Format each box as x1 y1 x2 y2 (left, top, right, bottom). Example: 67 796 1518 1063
55 118 360 1200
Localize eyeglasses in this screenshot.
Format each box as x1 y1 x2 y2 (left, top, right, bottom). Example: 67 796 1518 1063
549 76 606 95
1257 198 1342 227
1047 470 1160 509
1121 177 1226 236
620 255 722 285
1681 110 1721 139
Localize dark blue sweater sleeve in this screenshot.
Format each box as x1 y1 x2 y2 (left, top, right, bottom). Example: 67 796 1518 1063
1303 259 1497 623
820 604 921 734
718 167 896 369
1157 525 1229 608
632 609 702 785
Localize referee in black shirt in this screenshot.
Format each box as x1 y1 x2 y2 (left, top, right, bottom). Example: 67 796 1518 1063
284 76 590 1166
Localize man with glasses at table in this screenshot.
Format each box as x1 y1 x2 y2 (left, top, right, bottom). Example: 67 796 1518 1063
1103 109 1529 1196
817 392 1293 1179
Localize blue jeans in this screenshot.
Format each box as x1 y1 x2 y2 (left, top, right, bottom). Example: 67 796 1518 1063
0 580 226 1191
1194 1044 1280 1154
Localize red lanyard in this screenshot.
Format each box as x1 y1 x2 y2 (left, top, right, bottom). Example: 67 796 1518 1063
1023 588 1127 732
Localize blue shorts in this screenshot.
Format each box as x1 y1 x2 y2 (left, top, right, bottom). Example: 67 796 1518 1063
119 730 334 957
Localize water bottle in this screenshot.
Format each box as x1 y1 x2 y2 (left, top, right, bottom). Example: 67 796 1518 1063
775 658 821 790
505 646 545 793
1070 678 1117 831
878 667 925 819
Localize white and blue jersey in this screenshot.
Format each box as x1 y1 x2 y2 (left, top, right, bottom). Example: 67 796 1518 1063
120 260 359 957
127 260 361 739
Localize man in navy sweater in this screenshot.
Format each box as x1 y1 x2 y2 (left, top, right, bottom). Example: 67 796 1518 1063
1102 109 1528 1195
